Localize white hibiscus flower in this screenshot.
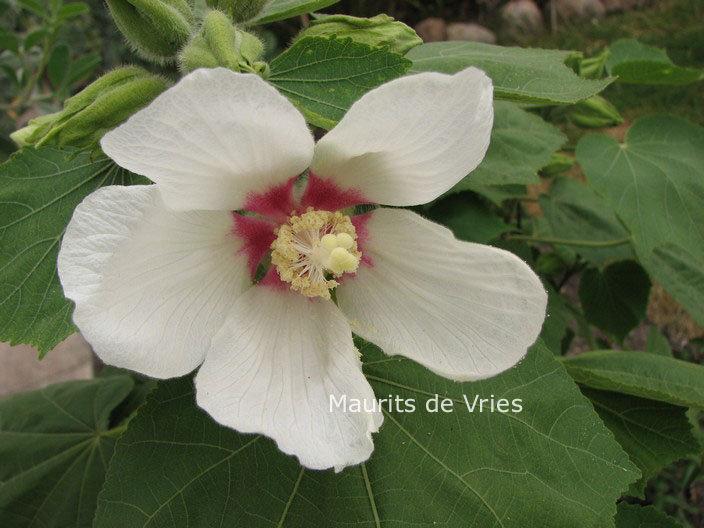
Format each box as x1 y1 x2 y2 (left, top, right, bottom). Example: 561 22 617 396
57 67 547 471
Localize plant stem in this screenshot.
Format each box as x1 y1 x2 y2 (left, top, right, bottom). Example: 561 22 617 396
15 22 58 111
101 423 128 437
508 234 632 248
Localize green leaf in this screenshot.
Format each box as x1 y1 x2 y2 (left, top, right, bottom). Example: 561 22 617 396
0 376 134 528
636 243 704 326
254 0 341 24
645 327 672 357
0 64 19 87
0 29 19 54
47 43 70 89
453 101 566 189
537 177 634 267
24 28 48 51
562 350 704 408
578 261 651 341
56 2 90 22
542 282 570 354
583 388 699 498
614 503 684 528
16 0 48 18
466 183 529 206
606 39 704 85
95 341 638 527
576 116 704 323
425 191 510 244
269 36 410 129
66 52 101 86
99 367 158 425
0 147 148 354
576 116 704 262
407 42 613 105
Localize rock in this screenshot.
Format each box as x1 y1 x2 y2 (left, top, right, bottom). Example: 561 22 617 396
476 0 501 9
555 0 606 21
0 334 94 397
501 0 544 38
602 0 650 11
414 17 447 43
446 22 497 44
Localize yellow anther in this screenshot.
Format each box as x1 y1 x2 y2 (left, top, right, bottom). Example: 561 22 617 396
271 208 361 299
320 233 338 250
328 247 359 275
336 232 354 250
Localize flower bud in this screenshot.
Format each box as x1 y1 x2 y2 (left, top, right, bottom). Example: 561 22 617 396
569 95 624 128
578 48 610 79
12 67 169 152
179 10 266 74
204 0 271 23
297 14 422 55
540 152 574 177
106 0 194 62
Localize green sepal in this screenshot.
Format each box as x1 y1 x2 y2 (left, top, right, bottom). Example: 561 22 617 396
13 67 169 152
179 10 265 73
204 0 270 23
569 95 624 128
179 35 220 71
540 151 575 176
106 0 194 62
578 47 610 79
299 13 422 55
45 77 169 151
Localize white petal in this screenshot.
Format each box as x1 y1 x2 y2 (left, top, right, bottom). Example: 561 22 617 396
101 68 314 212
310 68 493 206
196 285 382 471
337 209 546 381
57 185 251 378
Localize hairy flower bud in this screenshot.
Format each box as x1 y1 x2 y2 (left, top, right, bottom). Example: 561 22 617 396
569 95 624 128
179 10 266 74
11 67 169 151
579 48 610 79
106 0 194 62
204 0 271 23
297 14 422 55
540 152 574 176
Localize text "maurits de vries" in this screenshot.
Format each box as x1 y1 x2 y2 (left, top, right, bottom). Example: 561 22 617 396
330 394 524 414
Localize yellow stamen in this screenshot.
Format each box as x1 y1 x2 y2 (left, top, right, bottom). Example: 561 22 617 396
271 208 361 299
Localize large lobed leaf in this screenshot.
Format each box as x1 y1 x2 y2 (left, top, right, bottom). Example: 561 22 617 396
269 36 411 129
94 341 638 527
606 39 704 85
582 388 700 498
425 192 511 244
576 116 704 325
408 42 613 105
0 147 148 354
537 177 634 267
614 503 684 527
457 101 566 189
637 243 704 328
0 376 134 528
578 261 651 341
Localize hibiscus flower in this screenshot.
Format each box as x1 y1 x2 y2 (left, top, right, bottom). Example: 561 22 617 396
57 67 547 471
